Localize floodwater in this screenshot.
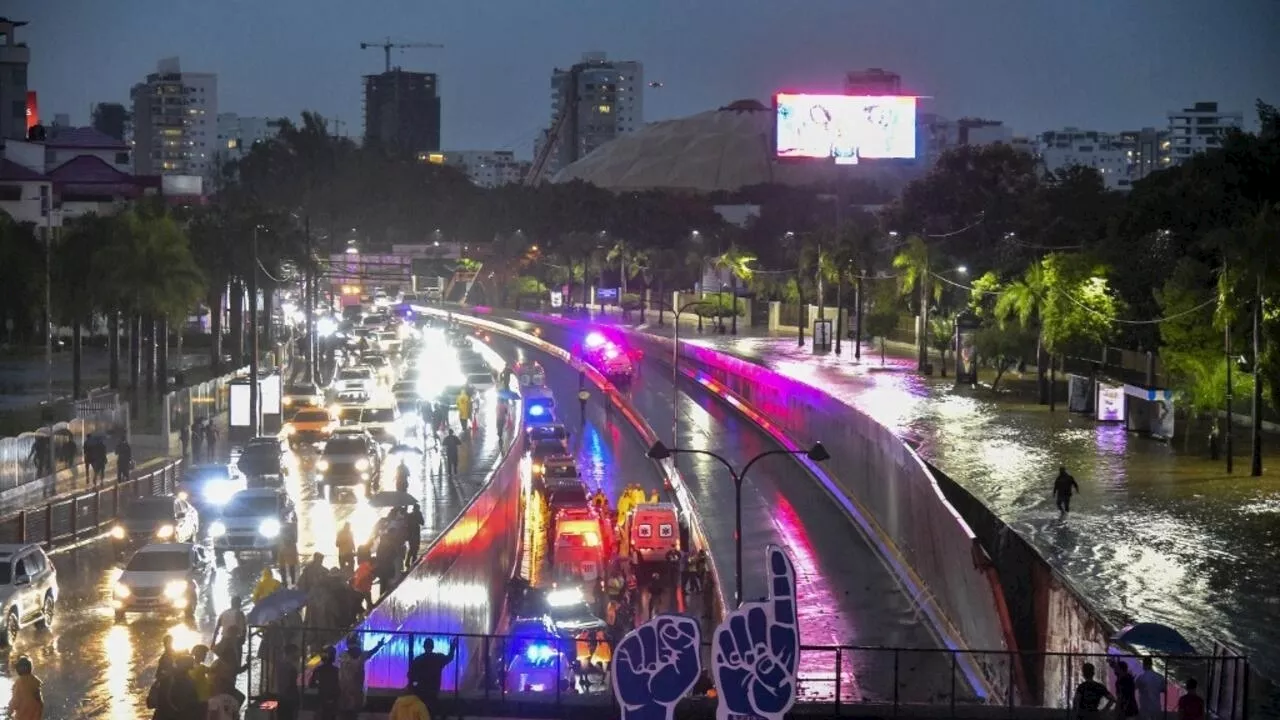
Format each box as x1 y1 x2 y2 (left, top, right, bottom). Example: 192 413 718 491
691 335 1280 688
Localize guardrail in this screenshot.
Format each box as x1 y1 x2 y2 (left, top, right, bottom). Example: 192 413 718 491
243 625 1251 719
0 458 182 548
421 307 728 627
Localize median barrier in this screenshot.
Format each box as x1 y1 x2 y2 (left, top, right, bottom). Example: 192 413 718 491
419 306 729 627
351 381 527 693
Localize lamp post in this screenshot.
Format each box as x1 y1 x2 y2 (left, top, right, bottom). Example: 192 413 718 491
249 224 263 437
672 299 709 447
647 440 829 607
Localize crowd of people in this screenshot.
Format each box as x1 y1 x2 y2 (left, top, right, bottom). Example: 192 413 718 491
1072 657 1206 720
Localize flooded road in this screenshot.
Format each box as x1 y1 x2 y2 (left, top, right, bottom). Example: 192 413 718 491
692 335 1280 685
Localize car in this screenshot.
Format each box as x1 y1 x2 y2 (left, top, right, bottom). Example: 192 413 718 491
335 404 366 428
392 380 419 397
359 405 401 446
283 383 324 418
109 495 200 556
544 478 590 512
178 464 243 516
287 407 337 447
334 367 376 387
541 456 581 482
315 429 383 500
335 387 371 405
0 544 57 646
111 543 212 622
208 488 298 562
525 423 571 451
237 437 286 483
529 440 571 485
501 615 574 694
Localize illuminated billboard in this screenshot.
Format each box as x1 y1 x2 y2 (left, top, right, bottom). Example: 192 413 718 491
774 93 916 163
26 91 39 132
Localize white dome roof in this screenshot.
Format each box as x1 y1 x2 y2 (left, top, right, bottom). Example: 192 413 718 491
552 100 913 193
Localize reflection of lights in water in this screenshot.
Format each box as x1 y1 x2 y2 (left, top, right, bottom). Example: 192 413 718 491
103 625 136 719
166 622 203 653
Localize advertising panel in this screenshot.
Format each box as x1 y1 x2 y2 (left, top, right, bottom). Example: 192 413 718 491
262 374 281 416
26 91 39 131
954 314 980 384
1095 383 1126 422
775 93 916 163
229 383 251 427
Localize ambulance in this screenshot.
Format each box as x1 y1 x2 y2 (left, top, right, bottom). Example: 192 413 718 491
550 505 613 584
513 360 547 388
624 503 681 565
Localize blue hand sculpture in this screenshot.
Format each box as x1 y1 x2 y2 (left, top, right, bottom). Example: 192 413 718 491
612 614 703 720
713 545 800 720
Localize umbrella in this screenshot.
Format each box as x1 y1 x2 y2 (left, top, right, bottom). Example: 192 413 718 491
368 490 418 508
497 388 519 401
1112 623 1196 655
247 588 308 625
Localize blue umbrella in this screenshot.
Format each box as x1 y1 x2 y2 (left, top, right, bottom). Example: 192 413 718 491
1112 623 1196 655
247 588 309 625
498 388 519 401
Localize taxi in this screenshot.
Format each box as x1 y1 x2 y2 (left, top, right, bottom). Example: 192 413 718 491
286 406 336 447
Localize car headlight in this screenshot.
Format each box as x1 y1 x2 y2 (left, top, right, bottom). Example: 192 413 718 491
259 518 281 538
285 424 297 436
317 459 330 472
163 580 188 600
355 458 370 471
209 521 227 538
203 481 236 506
110 525 126 540
114 583 130 598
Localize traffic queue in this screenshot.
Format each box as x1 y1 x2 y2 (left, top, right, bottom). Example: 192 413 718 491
494 354 701 696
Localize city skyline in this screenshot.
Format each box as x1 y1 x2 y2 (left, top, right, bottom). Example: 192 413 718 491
9 0 1280 157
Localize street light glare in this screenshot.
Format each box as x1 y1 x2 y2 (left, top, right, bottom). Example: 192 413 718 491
957 265 968 274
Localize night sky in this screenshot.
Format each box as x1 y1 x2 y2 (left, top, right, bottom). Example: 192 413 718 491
12 0 1280 156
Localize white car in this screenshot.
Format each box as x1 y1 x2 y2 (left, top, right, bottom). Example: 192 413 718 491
112 543 212 622
0 543 57 647
359 405 401 446
208 489 298 563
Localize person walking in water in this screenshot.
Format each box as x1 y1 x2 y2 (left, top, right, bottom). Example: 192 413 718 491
1053 465 1080 516
442 428 461 477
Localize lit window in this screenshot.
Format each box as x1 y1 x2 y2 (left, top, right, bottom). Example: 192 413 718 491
597 105 612 114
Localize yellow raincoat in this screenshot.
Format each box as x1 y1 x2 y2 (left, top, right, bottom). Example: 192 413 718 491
252 568 281 602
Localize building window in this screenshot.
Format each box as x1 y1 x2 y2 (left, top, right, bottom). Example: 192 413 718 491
115 152 130 165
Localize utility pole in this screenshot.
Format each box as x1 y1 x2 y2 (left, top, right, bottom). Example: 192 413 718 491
304 216 315 385
854 275 864 362
1225 313 1234 474
249 226 261 437
1251 272 1263 477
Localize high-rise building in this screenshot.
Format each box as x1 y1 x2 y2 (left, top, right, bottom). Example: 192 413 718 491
1167 101 1242 165
363 70 441 156
130 57 218 180
845 68 902 95
1035 127 1130 190
215 113 283 165
1116 127 1171 182
91 102 130 141
546 52 644 176
917 115 1017 166
0 17 31 142
442 150 529 188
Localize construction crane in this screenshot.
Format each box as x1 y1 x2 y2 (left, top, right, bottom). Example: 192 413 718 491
360 37 444 73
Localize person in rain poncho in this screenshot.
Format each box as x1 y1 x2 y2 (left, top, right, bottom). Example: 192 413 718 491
7 656 42 720
253 567 282 602
456 390 472 430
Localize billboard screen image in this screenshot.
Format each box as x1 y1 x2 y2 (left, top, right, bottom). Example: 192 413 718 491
774 93 916 163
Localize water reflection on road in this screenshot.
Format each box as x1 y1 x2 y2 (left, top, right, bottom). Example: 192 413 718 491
701 336 1280 682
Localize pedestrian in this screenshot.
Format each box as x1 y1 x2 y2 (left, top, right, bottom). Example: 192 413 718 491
338 635 389 720
1113 660 1139 718
278 524 300 586
205 675 243 720
1207 423 1221 461
179 423 190 460
1052 465 1079 515
211 596 247 667
191 420 203 462
1135 656 1167 720
115 438 133 483
275 643 301 720
156 633 178 680
1072 662 1115 717
390 684 432 720
189 644 214 707
297 552 327 595
351 555 376 612
404 503 425 572
150 654 201 719
375 531 400 596
204 420 218 459
442 428 461 476
456 390 472 435
408 636 458 715
7 655 42 720
309 646 342 720
336 522 356 572
1177 677 1205 720
253 568 282 602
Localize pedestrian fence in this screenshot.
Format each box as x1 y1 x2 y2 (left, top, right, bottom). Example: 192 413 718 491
241 625 1251 719
0 390 128 494
0 457 181 548
166 365 244 437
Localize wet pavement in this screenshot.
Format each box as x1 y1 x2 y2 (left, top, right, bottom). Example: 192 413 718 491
0 353 499 718
670 333 1280 685
484 316 961 704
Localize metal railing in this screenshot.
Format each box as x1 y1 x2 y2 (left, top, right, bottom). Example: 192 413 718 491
241 625 1251 719
0 458 181 548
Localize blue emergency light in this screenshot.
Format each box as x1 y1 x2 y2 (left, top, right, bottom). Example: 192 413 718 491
525 643 556 663
527 404 547 418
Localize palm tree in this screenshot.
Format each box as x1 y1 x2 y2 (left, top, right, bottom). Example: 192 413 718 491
54 213 116 398
0 214 44 346
994 261 1051 404
714 245 756 335
892 235 941 372
100 208 204 408
187 207 236 374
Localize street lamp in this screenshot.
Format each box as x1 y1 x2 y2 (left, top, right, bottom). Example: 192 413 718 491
672 299 709 447
646 439 830 607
